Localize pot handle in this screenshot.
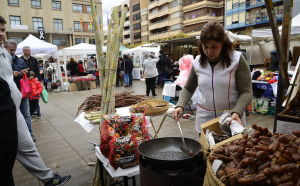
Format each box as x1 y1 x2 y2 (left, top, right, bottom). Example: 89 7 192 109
142 133 153 142
191 150 203 160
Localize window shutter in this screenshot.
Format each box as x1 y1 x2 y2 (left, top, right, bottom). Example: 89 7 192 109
239 12 245 22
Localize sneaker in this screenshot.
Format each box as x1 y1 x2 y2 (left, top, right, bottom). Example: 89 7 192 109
34 111 37 115
44 173 71 186
31 135 36 142
38 115 41 119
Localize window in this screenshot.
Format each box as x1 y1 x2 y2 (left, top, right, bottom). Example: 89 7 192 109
142 15 147 21
89 39 95 44
53 38 66 46
171 11 183 20
133 23 141 30
161 4 168 11
142 36 147 42
75 38 85 44
52 1 61 10
171 24 183 31
133 4 140 12
134 33 141 39
170 0 180 8
227 0 232 10
233 0 239 8
87 5 92 13
226 15 232 25
74 21 81 31
33 17 43 30
31 0 41 8
53 19 63 31
8 0 19 6
9 37 23 44
232 14 238 24
73 3 83 12
10 16 21 25
88 22 94 31
142 25 147 32
239 12 245 22
133 13 140 21
240 0 246 6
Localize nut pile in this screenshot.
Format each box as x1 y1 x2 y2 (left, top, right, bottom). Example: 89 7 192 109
209 124 300 186
288 99 300 118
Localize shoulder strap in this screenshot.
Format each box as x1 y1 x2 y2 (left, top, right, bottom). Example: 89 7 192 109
145 59 151 69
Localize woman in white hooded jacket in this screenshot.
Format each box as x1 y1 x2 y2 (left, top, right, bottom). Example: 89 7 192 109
144 52 160 96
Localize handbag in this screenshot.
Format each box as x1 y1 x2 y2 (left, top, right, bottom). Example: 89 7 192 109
165 65 172 75
40 85 49 103
20 74 33 98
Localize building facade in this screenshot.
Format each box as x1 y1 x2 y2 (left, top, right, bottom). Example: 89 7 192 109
183 0 224 36
141 0 149 42
225 0 283 35
147 0 184 42
2 0 103 50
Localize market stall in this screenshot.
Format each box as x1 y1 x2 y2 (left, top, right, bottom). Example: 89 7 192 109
103 44 129 56
121 44 160 68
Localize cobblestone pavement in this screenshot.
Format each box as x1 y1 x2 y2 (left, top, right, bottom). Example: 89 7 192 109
12 80 274 186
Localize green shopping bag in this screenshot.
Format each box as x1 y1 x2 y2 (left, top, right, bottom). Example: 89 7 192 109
40 85 49 104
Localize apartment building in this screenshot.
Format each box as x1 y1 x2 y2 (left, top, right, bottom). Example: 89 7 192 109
183 0 224 36
225 0 283 35
141 0 149 42
2 0 103 50
148 0 184 42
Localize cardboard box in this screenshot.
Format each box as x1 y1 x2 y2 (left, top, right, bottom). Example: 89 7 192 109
69 83 78 91
91 81 96 89
199 117 243 159
62 77 67 82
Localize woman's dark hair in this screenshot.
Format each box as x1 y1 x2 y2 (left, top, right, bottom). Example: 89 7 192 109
198 21 233 68
79 61 83 64
123 54 128 59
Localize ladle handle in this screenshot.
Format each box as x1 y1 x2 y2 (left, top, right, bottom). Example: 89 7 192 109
177 121 186 149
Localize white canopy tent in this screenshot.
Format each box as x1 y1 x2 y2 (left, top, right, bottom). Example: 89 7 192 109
121 44 160 68
250 13 300 65
59 43 107 89
15 34 58 56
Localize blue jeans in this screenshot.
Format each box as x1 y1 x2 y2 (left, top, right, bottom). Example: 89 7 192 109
89 70 95 76
157 71 167 84
124 73 129 85
129 73 133 85
20 98 32 135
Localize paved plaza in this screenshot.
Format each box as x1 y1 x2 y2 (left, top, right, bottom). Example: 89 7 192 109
12 80 274 186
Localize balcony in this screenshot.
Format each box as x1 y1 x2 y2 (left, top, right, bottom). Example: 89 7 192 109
149 31 170 41
149 19 169 30
246 0 283 9
149 0 174 9
169 4 183 14
170 28 183 35
245 10 283 25
141 20 148 26
124 21 130 27
142 31 149 36
184 15 224 26
149 9 170 20
185 27 202 36
123 38 131 43
123 30 130 35
183 0 224 12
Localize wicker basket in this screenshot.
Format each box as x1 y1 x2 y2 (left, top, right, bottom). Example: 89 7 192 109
203 137 243 186
131 99 170 115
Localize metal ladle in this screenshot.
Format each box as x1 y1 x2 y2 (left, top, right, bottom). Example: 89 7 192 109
176 121 195 157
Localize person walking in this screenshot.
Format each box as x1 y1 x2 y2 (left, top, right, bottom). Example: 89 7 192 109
172 21 252 136
4 39 36 142
121 55 130 87
20 46 42 81
0 15 71 186
129 56 134 86
68 58 78 76
144 52 160 96
157 52 171 87
87 56 96 76
116 57 122 87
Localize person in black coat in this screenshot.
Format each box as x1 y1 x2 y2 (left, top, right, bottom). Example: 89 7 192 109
156 50 163 86
20 46 42 81
157 52 171 87
67 58 78 76
0 77 18 186
121 55 130 87
129 56 134 86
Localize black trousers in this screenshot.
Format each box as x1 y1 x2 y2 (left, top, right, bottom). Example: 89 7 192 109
116 72 120 85
0 77 18 186
29 99 40 116
146 77 156 96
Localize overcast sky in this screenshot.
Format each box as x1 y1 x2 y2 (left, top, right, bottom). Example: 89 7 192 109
102 0 125 30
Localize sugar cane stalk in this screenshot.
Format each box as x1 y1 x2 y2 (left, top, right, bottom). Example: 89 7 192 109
91 159 100 186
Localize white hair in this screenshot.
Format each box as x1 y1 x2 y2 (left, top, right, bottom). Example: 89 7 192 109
4 39 17 47
23 46 30 51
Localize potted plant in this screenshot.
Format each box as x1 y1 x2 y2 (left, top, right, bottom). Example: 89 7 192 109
81 78 86 91
86 78 91 90
76 78 82 91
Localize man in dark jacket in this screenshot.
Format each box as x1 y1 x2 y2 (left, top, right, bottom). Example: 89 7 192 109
156 50 163 86
129 56 134 86
157 52 171 87
20 46 42 81
4 39 35 142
